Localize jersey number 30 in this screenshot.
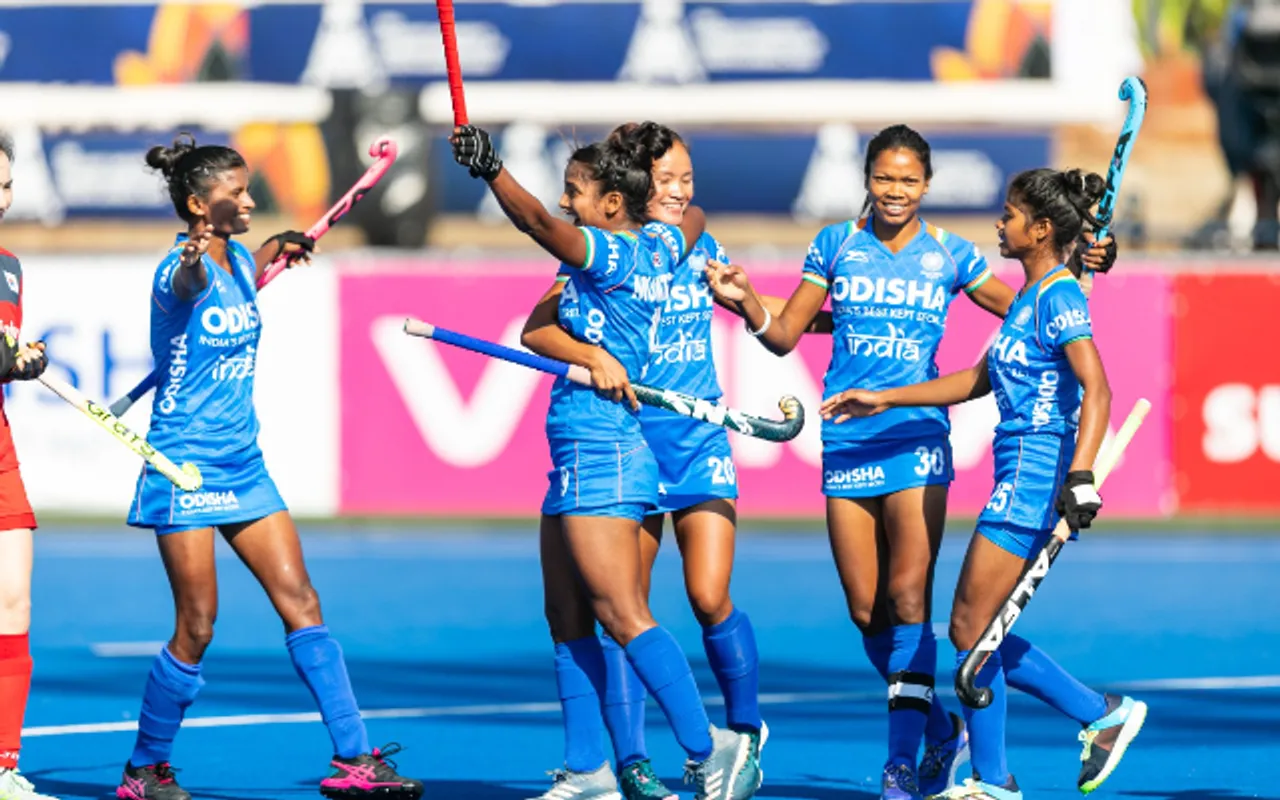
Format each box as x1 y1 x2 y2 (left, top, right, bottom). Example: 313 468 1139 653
913 447 946 478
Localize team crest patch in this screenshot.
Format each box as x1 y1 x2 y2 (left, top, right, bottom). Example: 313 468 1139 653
1013 305 1033 327
920 251 945 279
3 271 17 294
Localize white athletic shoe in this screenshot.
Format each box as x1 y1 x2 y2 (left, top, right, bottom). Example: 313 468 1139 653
0 768 59 800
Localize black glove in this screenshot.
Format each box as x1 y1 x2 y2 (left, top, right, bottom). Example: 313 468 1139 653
1055 470 1102 531
0 336 18 379
1093 235 1118 273
451 124 503 181
1076 232 1118 274
7 341 47 382
263 230 315 264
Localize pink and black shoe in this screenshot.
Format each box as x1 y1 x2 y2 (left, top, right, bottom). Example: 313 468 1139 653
320 744 424 799
116 762 191 800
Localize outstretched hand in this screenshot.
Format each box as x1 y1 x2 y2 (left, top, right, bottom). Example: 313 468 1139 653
704 260 751 303
820 389 890 423
180 222 214 269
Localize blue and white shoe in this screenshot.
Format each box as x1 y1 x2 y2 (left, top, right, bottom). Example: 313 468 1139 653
919 712 970 797
528 763 622 800
736 720 769 794
881 763 923 800
618 760 677 800
1078 694 1148 794
926 776 1022 800
684 725 757 800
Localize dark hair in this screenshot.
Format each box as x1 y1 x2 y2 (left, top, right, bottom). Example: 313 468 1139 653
145 132 246 222
609 121 684 170
860 124 933 217
1007 168 1105 253
565 132 656 226
0 131 12 165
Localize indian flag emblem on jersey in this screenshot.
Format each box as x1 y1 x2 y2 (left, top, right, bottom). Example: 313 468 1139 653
3 271 17 294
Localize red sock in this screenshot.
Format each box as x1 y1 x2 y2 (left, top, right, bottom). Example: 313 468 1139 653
0 633 32 769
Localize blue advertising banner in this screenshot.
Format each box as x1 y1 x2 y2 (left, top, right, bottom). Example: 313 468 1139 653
0 6 155 83
0 1 1048 86
429 127 1052 217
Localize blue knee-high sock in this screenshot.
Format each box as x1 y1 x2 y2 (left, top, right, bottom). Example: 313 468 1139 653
1001 634 1107 725
600 632 647 769
624 627 713 761
884 623 935 768
956 649 1009 786
555 638 609 773
130 646 205 767
287 625 369 759
864 628 955 747
703 608 762 733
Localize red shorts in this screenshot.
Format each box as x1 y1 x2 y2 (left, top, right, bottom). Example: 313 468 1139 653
0 469 35 530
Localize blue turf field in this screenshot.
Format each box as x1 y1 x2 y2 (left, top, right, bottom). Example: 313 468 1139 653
18 526 1280 799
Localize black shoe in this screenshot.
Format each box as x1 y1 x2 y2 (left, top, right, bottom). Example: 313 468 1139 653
320 744 425 798
116 762 192 800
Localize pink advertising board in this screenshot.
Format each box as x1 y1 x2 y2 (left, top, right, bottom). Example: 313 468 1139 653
339 260 1171 517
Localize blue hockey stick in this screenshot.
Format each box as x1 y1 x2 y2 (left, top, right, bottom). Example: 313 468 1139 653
1090 76 1148 270
403 317 805 442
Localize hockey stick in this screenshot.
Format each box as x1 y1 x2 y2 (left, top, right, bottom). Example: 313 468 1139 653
1086 76 1148 279
435 0 469 125
39 373 203 491
955 398 1152 708
109 137 399 417
403 318 805 442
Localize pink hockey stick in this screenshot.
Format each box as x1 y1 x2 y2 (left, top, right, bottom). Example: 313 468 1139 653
257 136 398 287
108 137 399 417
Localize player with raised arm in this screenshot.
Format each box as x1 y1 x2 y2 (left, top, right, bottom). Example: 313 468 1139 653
450 124 758 800
820 168 1147 800
116 135 423 800
703 126 1116 800
0 132 59 800
521 122 779 800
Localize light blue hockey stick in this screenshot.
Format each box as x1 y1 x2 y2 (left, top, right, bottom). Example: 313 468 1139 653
1089 76 1148 274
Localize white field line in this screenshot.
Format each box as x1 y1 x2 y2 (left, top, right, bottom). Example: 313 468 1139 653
24 676 1280 738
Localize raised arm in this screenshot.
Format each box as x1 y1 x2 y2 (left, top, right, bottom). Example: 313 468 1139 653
520 281 638 409
821 358 991 423
705 261 826 355
252 230 315 284
968 275 1016 318
171 223 213 301
729 294 833 334
452 125 589 267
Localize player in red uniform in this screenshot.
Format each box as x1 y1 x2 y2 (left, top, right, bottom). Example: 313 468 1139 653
0 131 58 800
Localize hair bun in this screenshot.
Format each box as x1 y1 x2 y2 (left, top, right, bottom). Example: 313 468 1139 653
145 132 198 177
1060 168 1106 210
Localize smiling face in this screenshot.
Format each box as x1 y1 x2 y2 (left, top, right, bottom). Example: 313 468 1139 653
647 140 692 225
188 166 254 236
865 147 929 228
